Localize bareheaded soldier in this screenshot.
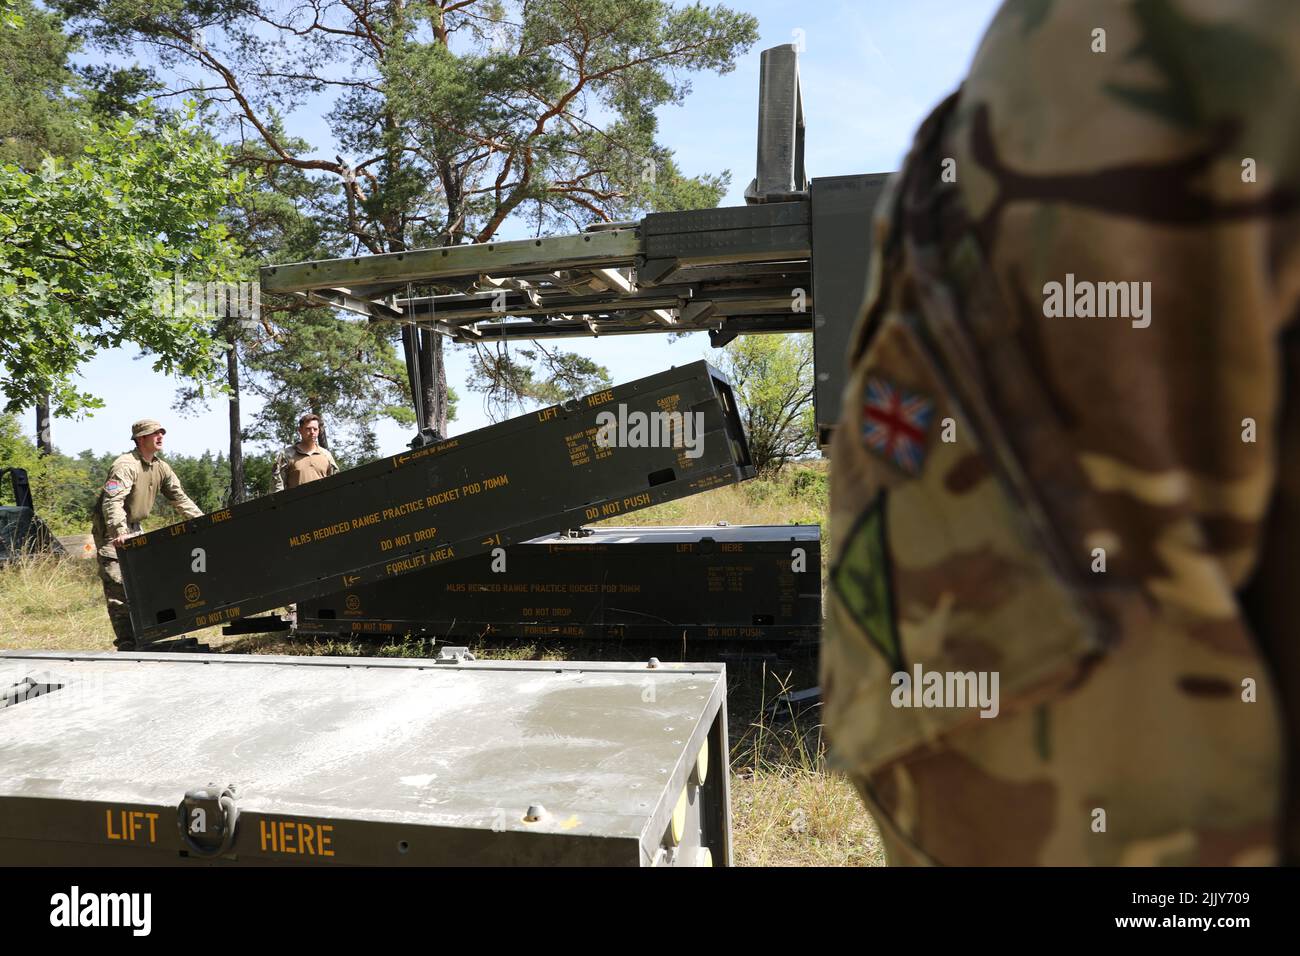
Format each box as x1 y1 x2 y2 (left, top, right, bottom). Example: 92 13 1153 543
92 419 204 651
273 413 339 493
825 0 1298 865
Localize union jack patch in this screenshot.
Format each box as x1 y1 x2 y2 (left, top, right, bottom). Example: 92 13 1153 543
861 376 934 475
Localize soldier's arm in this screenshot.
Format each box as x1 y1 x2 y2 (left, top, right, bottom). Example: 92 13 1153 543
100 466 135 541
272 451 286 493
160 464 204 519
326 451 339 477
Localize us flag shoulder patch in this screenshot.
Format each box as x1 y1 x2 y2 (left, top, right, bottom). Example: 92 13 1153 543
104 478 123 494
861 376 934 476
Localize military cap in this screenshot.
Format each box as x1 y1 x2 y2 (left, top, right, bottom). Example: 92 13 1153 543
131 419 167 439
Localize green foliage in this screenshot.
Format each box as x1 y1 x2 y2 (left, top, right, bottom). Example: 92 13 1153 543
168 125 446 463
1 0 23 29
790 466 828 502
2 414 104 533
77 63 164 119
164 451 225 514
55 0 758 419
381 0 756 235
467 344 610 421
241 311 430 463
0 0 87 167
714 334 817 474
240 450 275 498
157 449 274 511
0 1 165 163
0 105 249 416
0 413 100 534
377 0 754 406
0 411 41 478
730 463 827 530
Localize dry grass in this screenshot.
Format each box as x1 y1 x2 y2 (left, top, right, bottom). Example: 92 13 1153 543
0 463 884 868
726 662 885 867
217 632 573 661
731 772 884 867
0 555 241 653
597 460 828 533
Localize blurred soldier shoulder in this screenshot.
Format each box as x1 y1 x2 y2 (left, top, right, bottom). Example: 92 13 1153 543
824 0 1300 865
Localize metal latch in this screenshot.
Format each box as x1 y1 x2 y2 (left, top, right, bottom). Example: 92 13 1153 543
434 646 475 663
177 783 239 857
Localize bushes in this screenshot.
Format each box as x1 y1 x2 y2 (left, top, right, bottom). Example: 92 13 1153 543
594 460 830 536
713 334 818 475
0 414 96 534
741 462 828 528
790 467 827 502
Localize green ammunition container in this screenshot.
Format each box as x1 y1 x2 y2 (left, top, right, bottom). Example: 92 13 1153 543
295 524 821 643
119 362 754 642
0 652 729 866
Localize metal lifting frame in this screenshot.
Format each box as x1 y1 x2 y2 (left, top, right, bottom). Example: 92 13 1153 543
260 46 815 349
257 44 890 443
261 201 814 348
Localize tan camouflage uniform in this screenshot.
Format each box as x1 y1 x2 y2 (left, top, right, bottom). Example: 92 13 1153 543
92 442 203 649
824 0 1300 865
272 440 338 622
272 443 339 493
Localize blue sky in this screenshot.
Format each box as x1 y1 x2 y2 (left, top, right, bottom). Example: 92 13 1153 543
48 0 1003 458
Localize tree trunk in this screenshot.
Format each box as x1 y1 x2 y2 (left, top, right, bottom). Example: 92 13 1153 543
432 333 448 437
314 404 329 449
34 396 52 455
226 334 245 504
419 329 448 438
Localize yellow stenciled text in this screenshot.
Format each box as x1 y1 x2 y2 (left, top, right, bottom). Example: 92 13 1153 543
259 818 336 857
105 809 158 844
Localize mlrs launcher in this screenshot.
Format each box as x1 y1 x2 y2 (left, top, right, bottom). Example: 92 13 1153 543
119 361 754 642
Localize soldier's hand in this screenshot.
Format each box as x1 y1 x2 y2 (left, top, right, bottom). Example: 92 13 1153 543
111 532 133 548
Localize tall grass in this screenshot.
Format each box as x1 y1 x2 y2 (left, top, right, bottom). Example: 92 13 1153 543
0 554 233 651
728 663 884 866
0 555 117 651
598 460 828 535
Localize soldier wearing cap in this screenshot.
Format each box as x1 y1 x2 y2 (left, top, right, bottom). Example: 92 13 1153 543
272 413 339 493
91 419 204 651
